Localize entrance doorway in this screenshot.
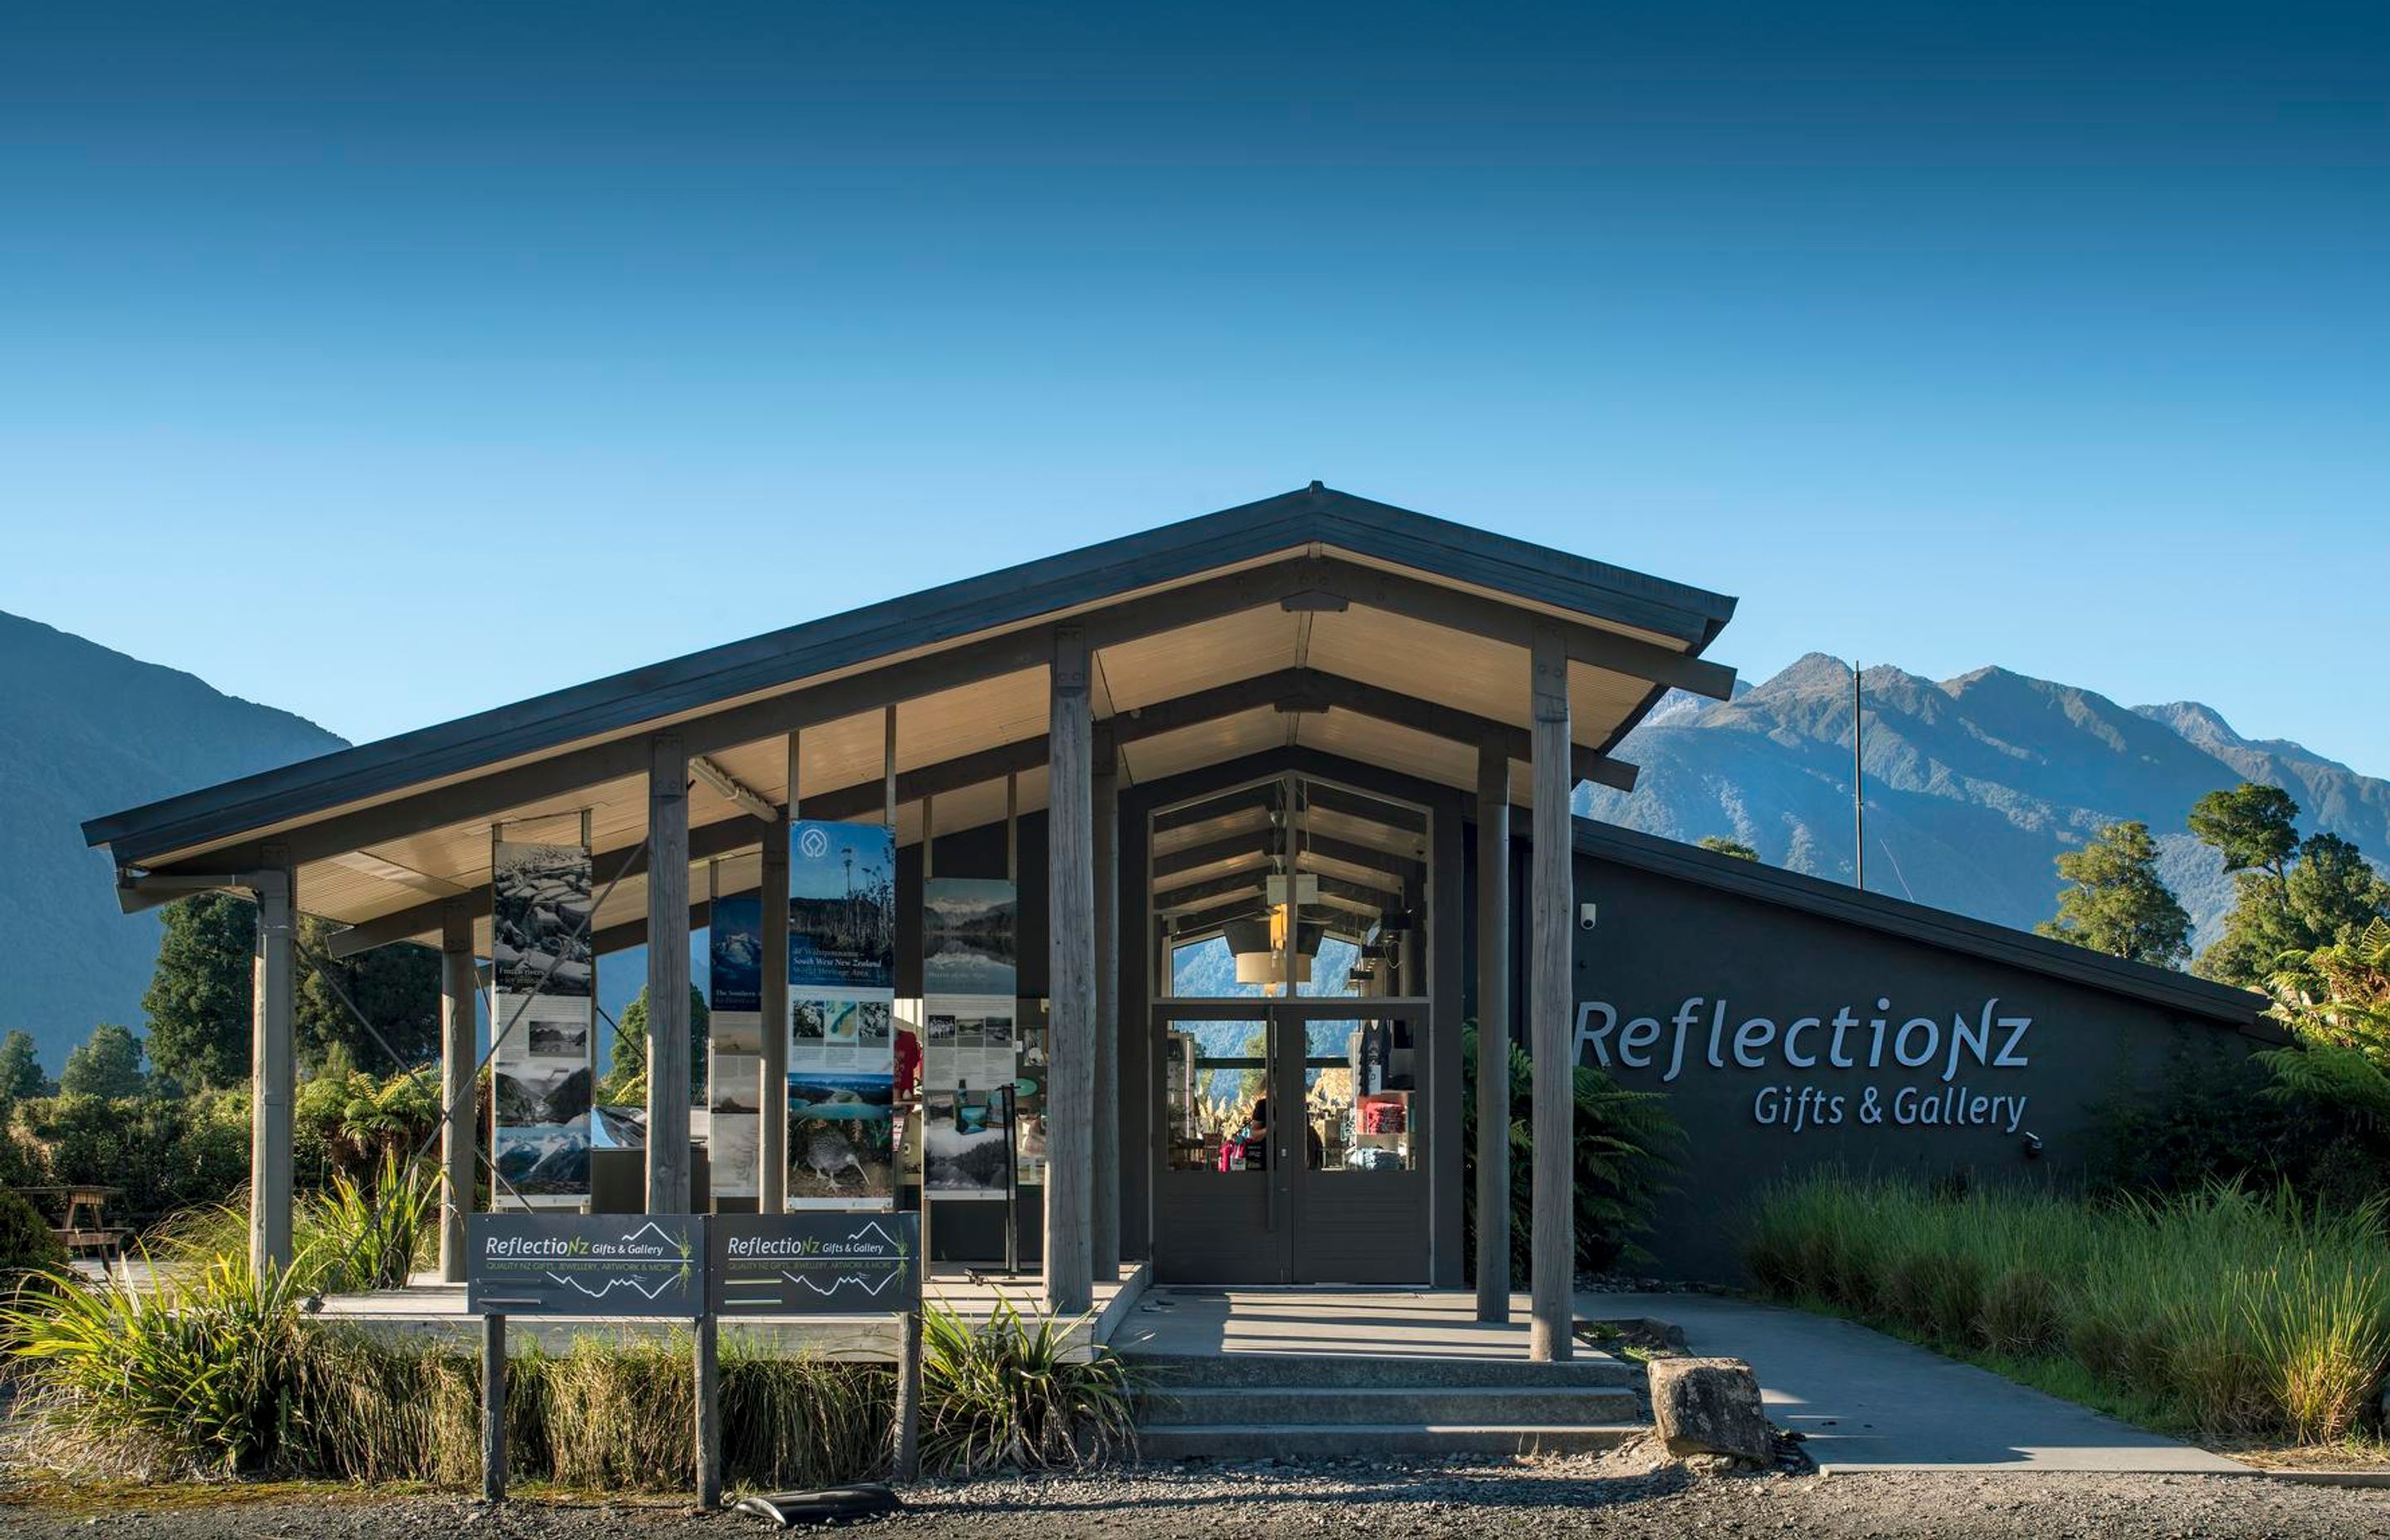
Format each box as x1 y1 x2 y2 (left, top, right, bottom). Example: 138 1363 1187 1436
1153 998 1431 1284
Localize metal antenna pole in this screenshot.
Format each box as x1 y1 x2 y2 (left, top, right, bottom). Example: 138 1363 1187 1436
1852 659 1866 892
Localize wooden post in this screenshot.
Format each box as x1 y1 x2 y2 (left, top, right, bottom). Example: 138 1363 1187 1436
439 898 478 1282
1044 626 1095 1315
648 733 693 1213
1474 739 1512 1323
892 1306 923 1482
250 852 295 1273
760 732 793 1214
695 1309 721 1507
1529 622 1574 1361
1091 724 1120 1282
481 1312 507 1503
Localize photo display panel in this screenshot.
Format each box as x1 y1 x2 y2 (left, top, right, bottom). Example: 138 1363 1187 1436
786 820 896 1211
922 878 1018 1201
490 838 596 1209
707 892 764 1199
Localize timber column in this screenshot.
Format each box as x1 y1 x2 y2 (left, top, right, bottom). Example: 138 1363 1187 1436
1045 626 1095 1314
438 897 478 1281
1091 723 1121 1281
250 850 296 1273
1474 738 1512 1323
758 735 794 1212
1529 622 1574 1360
647 733 693 1212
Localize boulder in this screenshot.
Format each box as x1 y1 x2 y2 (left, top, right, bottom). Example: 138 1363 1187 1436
1646 1357 1773 1466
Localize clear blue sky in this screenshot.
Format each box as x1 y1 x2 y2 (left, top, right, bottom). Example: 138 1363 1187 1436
4 3 2384 773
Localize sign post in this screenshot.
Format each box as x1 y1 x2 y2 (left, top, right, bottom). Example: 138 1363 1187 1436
695 1307 722 1508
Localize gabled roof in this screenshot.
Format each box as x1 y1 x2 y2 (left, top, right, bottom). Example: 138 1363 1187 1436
82 483 1738 952
1573 817 2273 1031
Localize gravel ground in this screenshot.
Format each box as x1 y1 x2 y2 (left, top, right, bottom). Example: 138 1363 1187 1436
8 1445 2390 1540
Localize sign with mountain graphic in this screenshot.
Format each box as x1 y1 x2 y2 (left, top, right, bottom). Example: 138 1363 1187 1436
467 1215 702 1316
710 1213 920 1314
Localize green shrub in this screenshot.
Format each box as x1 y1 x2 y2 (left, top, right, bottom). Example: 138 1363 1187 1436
2 1250 310 1477
1460 1023 1683 1284
4 1089 250 1225
0 1188 66 1284
921 1299 1138 1475
296 1149 441 1294
1745 1172 2390 1444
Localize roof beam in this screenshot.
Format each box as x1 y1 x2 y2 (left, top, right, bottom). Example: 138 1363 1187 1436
1115 666 1636 792
1152 829 1425 884
1152 869 1398 916
325 666 1508 953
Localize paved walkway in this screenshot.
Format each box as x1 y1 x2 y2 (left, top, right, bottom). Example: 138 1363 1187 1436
1588 1291 2251 1474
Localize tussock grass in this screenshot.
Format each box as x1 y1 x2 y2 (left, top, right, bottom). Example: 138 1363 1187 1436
1748 1172 2390 1444
5 1258 1129 1488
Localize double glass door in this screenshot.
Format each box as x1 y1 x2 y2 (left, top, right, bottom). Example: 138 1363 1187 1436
1154 1000 1429 1284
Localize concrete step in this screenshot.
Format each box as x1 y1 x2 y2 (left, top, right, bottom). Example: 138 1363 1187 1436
1123 1350 1642 1391
1140 1384 1645 1427
1136 1421 1646 1460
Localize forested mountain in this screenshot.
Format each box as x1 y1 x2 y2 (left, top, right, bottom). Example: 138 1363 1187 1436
0 611 347 1069
1585 654 2390 948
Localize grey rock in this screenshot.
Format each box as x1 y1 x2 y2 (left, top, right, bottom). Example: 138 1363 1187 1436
1646 1356 1773 1466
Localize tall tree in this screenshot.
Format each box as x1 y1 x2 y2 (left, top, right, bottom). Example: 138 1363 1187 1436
139 894 256 1091
296 919 442 1073
59 1022 146 1099
0 1030 45 1101
2188 782 2302 909
2201 828 2390 986
1696 836 1759 861
591 984 710 1105
2037 819 2192 967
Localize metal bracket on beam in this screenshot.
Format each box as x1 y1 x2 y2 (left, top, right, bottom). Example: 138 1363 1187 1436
690 753 779 824
115 865 289 914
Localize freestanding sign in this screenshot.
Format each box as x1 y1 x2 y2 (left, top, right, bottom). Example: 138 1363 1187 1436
466 1213 702 1316
710 1212 920 1315
466 1211 922 1505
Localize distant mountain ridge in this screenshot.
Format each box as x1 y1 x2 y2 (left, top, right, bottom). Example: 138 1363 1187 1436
0 611 347 1070
1585 652 2390 949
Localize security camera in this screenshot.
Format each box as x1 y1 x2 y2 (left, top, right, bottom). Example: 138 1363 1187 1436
1578 903 1598 932
2021 1132 2043 1159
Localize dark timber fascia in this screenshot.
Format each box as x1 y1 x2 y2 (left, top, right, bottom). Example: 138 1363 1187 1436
86 484 1732 870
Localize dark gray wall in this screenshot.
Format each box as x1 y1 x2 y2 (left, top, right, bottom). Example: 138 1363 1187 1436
1569 851 2266 1282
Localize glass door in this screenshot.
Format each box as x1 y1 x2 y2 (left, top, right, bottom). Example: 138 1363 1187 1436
1152 1001 1431 1284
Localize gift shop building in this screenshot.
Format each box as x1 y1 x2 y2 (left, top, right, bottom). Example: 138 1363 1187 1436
82 484 2269 1356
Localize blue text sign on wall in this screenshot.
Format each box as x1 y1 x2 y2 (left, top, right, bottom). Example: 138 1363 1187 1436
467 1214 704 1316
710 1212 921 1315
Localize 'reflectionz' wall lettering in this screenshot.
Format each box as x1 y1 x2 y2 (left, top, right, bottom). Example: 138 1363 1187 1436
1563 834 2267 1284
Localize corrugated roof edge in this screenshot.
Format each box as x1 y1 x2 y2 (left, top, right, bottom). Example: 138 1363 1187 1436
1573 816 2279 1036
83 483 1739 862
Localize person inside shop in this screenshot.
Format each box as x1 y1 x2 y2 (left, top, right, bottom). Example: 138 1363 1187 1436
1226 1095 1324 1170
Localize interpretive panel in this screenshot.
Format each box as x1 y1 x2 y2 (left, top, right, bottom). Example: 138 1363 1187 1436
490 838 595 1208
466 1212 701 1315
710 1212 921 1314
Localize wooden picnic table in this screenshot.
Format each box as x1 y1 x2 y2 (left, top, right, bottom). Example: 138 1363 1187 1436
10 1184 132 1257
